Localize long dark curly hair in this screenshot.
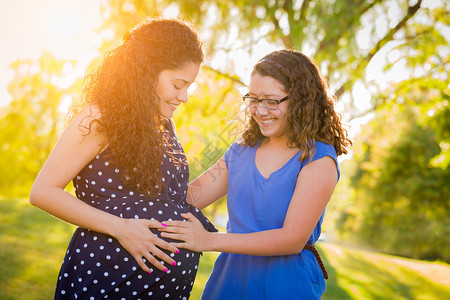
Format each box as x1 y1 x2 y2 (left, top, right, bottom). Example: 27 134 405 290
78 17 204 195
241 49 352 160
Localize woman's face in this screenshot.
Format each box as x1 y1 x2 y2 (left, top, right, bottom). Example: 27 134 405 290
156 62 201 119
248 72 289 139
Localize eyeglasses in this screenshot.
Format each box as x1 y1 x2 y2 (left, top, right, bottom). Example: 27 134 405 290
242 93 289 110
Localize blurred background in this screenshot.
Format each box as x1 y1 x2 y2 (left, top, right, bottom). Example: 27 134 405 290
0 0 449 299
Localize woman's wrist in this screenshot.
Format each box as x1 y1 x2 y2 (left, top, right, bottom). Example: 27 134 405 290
104 215 127 239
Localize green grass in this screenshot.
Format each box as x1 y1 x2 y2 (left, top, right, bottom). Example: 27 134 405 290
1 196 449 300
318 244 450 300
0 196 75 299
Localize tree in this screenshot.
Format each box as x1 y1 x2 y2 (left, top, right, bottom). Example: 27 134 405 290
96 0 447 115
0 51 80 196
331 8 450 256
339 102 449 261
334 54 450 260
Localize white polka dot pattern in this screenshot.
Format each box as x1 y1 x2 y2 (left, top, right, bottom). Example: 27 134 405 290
55 120 216 299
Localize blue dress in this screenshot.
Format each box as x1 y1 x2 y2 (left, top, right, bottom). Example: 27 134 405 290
201 140 339 300
55 120 216 300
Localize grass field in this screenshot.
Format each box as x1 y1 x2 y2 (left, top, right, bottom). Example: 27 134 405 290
1 196 449 299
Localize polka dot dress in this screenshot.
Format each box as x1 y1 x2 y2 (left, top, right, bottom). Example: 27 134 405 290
55 120 216 299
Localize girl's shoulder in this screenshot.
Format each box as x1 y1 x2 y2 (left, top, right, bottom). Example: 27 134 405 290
229 138 257 152
306 141 340 179
314 141 337 157
224 139 253 165
303 141 337 164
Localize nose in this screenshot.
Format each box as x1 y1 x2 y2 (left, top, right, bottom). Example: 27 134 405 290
177 90 188 103
254 102 269 115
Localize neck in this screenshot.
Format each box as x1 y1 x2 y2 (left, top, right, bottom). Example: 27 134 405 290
264 134 289 148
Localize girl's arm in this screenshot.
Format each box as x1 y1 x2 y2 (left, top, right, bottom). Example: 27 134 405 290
161 156 337 255
30 107 179 273
186 156 228 209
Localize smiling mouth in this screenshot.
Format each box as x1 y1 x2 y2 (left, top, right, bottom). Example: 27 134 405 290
260 119 276 125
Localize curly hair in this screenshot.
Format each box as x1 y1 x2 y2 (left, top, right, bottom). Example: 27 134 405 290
77 17 204 195
241 49 352 161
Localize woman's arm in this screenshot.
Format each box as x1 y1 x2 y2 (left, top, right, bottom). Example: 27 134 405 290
187 156 228 209
161 156 338 255
30 107 178 273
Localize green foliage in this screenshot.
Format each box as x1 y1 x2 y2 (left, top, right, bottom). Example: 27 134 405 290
174 68 244 177
0 52 80 197
98 0 433 102
337 99 450 261
173 68 245 216
331 2 450 261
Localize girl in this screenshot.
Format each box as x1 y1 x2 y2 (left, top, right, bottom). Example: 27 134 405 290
160 49 352 299
30 17 215 299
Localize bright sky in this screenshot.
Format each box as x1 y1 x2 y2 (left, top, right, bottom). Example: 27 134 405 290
0 0 103 107
0 0 280 111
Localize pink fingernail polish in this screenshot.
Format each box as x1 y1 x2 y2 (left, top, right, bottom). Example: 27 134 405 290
176 250 180 254
163 268 168 272
172 262 176 266
148 271 152 274
161 223 167 227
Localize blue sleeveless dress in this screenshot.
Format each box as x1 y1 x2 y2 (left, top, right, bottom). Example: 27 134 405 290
201 140 339 300
55 120 216 300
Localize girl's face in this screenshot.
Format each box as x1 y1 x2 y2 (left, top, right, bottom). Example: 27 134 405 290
248 72 289 140
156 62 201 119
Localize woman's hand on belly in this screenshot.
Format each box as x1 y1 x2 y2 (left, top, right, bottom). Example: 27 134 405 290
114 218 180 273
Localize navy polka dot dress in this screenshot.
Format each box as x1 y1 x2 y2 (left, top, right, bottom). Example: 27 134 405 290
55 120 216 299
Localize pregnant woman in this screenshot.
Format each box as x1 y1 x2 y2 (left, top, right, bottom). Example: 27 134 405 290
30 17 215 299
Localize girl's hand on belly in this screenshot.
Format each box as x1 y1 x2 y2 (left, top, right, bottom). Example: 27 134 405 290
159 212 212 252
